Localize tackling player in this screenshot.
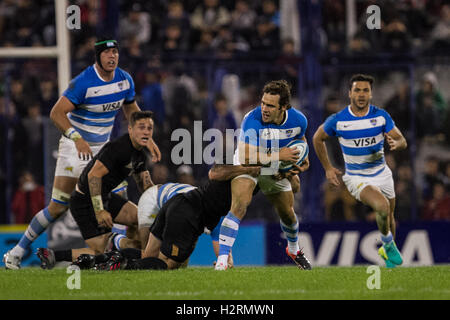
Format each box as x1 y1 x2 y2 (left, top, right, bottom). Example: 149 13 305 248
215 80 312 270
37 111 155 268
3 38 161 269
312 74 407 268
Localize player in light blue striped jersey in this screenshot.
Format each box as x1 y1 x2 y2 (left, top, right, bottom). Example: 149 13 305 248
313 74 407 268
215 80 311 270
3 37 161 269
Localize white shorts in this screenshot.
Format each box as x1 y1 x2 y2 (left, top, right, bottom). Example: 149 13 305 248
232 148 292 195
54 136 104 178
137 185 159 228
342 166 395 201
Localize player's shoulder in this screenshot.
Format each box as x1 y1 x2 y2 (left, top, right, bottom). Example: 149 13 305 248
242 105 262 126
70 65 95 86
115 67 134 82
287 106 307 122
370 104 391 118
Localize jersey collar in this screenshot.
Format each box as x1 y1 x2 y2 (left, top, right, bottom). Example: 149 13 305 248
93 64 115 82
348 105 370 117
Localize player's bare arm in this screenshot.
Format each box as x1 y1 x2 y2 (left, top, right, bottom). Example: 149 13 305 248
238 141 300 166
385 127 407 151
50 96 93 160
208 164 261 181
134 170 154 193
87 160 113 228
313 125 342 186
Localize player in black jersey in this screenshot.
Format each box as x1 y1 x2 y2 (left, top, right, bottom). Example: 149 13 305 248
36 111 155 268
82 165 301 271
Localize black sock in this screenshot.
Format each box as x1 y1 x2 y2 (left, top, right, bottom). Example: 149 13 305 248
54 250 72 262
126 257 168 270
121 248 142 260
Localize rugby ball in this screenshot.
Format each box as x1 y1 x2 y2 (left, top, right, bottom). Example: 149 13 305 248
279 139 309 172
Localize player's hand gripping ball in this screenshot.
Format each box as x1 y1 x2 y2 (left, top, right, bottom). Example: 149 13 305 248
279 139 309 172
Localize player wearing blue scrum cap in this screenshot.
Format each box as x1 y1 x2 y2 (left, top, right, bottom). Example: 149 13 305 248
215 80 312 271
313 74 407 268
3 36 161 270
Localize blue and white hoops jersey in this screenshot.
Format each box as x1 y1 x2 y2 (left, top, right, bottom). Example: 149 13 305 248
237 105 308 153
138 183 197 228
63 65 136 145
323 105 395 177
156 183 197 209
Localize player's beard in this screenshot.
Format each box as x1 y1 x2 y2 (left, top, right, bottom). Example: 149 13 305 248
352 97 369 110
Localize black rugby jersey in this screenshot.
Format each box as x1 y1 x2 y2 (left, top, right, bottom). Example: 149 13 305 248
77 134 148 198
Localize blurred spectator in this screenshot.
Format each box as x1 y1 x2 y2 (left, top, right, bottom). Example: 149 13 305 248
119 3 151 46
347 32 372 55
176 165 196 185
21 102 44 184
422 182 450 220
322 0 346 55
11 171 45 224
194 30 214 54
276 38 300 94
260 0 280 28
249 16 280 54
210 24 250 58
385 83 411 135
421 156 445 200
230 0 257 42
415 72 448 140
427 4 450 54
163 1 191 36
10 78 27 118
141 69 165 127
38 78 58 116
208 93 237 133
190 0 231 42
160 22 189 54
381 18 412 53
395 163 414 221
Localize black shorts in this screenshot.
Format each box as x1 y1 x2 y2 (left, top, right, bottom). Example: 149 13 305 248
70 191 128 240
150 194 204 263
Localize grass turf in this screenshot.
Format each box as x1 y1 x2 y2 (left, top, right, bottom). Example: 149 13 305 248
0 265 449 300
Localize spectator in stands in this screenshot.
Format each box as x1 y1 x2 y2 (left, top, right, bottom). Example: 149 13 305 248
415 72 448 140
208 93 237 132
190 0 231 42
38 78 58 116
230 0 257 42
160 22 189 54
385 83 411 135
151 163 170 185
210 24 250 58
276 38 300 94
395 163 414 221
421 156 445 201
428 4 450 54
141 69 165 127
21 102 44 184
11 171 45 224
260 0 280 28
119 3 151 46
194 30 214 54
163 1 191 37
422 181 450 220
249 16 280 54
381 17 412 53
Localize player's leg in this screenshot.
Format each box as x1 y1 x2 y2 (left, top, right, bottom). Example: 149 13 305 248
4 176 76 269
359 186 402 265
211 218 234 268
265 189 311 270
215 176 256 270
388 198 396 238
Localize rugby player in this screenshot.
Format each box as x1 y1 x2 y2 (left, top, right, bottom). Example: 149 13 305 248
215 80 312 270
37 111 156 268
3 37 161 269
312 74 407 268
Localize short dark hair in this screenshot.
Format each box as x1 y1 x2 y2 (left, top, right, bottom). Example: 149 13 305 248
262 80 292 109
349 74 374 89
129 111 154 126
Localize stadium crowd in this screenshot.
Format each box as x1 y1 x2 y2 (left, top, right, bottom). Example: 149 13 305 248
0 0 449 224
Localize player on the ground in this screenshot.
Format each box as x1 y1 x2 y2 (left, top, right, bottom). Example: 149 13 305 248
3 37 161 269
215 80 312 271
37 111 156 268
69 163 265 270
312 74 407 268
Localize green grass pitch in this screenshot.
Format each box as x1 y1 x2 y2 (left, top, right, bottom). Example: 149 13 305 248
1 265 449 300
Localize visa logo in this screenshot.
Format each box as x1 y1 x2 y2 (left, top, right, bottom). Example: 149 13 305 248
353 137 376 147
